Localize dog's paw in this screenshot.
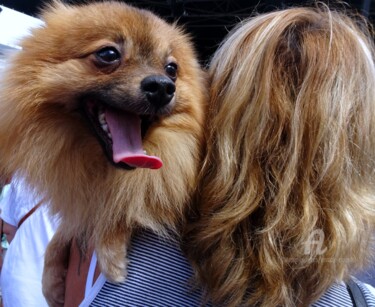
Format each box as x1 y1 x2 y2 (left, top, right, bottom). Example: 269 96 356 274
96 245 129 283
42 269 66 307
42 229 70 307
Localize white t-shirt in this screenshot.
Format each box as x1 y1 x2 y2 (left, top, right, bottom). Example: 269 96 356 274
0 176 59 307
0 176 38 226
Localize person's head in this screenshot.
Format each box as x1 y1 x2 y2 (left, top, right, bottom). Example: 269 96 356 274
185 6 375 306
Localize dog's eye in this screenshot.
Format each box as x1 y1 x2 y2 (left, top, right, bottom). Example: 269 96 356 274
165 63 178 80
95 47 121 64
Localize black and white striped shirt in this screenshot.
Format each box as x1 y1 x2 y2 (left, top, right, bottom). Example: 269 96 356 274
80 230 375 307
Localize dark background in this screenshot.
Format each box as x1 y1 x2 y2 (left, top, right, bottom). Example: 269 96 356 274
0 0 374 63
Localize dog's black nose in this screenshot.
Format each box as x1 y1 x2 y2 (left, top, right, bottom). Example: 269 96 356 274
141 75 175 108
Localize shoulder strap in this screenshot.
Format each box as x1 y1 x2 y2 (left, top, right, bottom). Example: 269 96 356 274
347 278 368 307
17 201 42 228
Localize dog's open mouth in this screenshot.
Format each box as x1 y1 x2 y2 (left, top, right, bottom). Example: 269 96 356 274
82 101 163 170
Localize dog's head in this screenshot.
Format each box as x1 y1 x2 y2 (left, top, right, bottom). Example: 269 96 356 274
184 6 375 307
0 1 206 233
4 1 204 170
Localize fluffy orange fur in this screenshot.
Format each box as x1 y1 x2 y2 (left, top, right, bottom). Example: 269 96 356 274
184 6 375 307
0 1 206 305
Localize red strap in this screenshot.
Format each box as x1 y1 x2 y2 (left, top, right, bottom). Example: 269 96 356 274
17 201 42 228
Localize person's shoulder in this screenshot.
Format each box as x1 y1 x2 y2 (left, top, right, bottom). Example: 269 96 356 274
364 283 375 296
312 279 375 307
356 279 375 305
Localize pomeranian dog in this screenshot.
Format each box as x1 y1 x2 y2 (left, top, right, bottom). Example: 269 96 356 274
0 1 206 305
184 6 375 307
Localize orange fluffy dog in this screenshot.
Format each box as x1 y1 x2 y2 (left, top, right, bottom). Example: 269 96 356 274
0 1 206 305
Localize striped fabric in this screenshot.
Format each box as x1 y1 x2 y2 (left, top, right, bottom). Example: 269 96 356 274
88 230 375 307
89 230 207 307
358 282 375 306
312 281 375 307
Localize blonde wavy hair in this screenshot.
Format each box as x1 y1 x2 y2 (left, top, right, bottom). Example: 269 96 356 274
184 6 375 307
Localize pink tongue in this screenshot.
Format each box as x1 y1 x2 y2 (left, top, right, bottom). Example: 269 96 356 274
105 109 163 169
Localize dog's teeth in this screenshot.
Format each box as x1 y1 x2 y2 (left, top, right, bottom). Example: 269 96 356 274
101 124 109 133
108 133 112 139
99 113 106 125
